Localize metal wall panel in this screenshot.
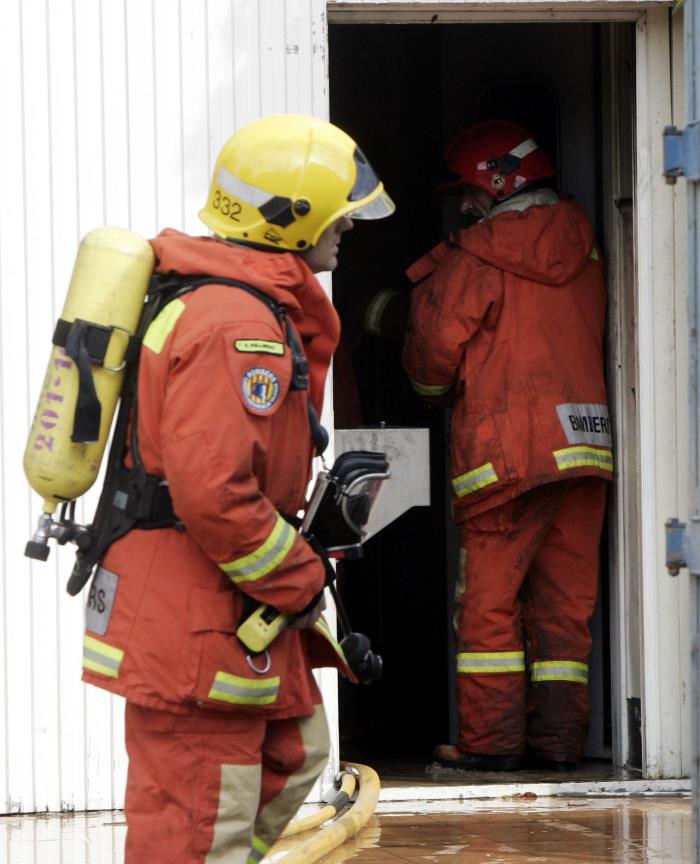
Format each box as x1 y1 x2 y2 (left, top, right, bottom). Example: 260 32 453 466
0 0 328 816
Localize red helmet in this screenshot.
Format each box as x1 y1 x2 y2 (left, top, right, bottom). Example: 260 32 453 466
443 120 555 201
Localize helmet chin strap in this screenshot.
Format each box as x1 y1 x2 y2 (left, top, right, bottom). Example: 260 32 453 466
215 235 291 255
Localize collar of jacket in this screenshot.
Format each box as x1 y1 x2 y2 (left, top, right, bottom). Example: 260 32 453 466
487 188 560 219
149 228 340 407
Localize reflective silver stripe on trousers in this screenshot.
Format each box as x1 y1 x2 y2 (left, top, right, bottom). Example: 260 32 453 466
457 652 526 674
530 661 588 684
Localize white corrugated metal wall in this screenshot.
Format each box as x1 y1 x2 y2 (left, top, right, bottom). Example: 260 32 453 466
0 0 332 816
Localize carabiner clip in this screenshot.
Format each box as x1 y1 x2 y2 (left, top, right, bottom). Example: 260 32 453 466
246 650 272 675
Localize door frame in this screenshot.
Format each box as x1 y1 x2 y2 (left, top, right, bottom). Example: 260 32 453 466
324 0 689 780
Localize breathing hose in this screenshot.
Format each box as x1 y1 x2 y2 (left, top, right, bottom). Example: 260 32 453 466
271 761 380 862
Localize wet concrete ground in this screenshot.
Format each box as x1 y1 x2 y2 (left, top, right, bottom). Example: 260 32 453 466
298 797 693 863
0 795 691 863
0 761 693 862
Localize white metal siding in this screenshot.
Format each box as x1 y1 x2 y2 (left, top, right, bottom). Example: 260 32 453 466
0 0 692 827
0 0 329 815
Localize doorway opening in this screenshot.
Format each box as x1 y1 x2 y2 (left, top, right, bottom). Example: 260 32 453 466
329 19 636 780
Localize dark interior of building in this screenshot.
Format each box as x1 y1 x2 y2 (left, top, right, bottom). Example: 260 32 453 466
328 21 621 776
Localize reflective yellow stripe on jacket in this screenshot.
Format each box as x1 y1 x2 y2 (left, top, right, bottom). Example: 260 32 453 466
208 671 280 706
530 660 588 684
457 651 525 674
553 446 613 473
452 462 499 498
143 299 187 354
219 514 296 584
83 634 124 679
408 376 452 397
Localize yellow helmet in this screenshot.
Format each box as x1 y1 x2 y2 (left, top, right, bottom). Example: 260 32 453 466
199 114 395 251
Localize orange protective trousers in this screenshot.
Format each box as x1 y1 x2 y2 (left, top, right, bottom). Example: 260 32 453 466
455 478 607 762
123 702 329 864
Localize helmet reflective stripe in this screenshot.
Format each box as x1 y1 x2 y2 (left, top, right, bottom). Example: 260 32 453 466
530 660 588 684
478 139 539 174
247 836 270 863
457 651 525 674
219 514 296 584
142 299 186 354
208 671 280 705
199 114 394 251
509 138 538 161
83 634 124 678
553 446 613 473
443 120 555 202
452 462 499 497
408 376 451 397
218 165 273 208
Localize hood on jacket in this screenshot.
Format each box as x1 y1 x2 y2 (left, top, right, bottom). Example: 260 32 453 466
149 229 340 411
150 229 315 319
456 197 596 286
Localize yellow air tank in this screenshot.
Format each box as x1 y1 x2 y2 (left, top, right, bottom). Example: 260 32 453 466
23 227 154 532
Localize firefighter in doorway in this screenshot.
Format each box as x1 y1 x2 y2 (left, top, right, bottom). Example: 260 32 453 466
80 114 394 861
402 120 612 771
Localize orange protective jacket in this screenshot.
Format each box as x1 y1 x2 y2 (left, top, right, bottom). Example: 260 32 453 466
402 194 612 521
82 230 353 718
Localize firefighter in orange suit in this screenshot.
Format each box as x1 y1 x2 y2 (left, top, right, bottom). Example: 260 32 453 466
81 115 395 862
402 120 611 771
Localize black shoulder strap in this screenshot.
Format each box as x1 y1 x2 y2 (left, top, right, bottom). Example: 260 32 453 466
151 274 326 450
66 271 329 596
164 276 310 391
157 274 283 319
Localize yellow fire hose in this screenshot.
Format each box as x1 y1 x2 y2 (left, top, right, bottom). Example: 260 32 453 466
267 762 380 862
280 767 358 838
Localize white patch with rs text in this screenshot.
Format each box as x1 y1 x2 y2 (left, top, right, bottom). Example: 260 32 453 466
85 566 119 636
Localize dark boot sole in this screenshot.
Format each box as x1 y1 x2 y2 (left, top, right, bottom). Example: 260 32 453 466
433 754 525 771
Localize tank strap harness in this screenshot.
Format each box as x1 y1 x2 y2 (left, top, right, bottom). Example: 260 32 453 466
52 318 142 443
65 273 328 597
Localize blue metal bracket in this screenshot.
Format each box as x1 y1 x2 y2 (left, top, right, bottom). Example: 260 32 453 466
663 122 700 183
666 516 700 576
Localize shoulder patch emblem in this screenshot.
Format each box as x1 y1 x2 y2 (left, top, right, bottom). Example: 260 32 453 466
242 367 281 411
235 339 285 356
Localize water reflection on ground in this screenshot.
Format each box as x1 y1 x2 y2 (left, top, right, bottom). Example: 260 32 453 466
293 797 693 863
0 795 691 863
